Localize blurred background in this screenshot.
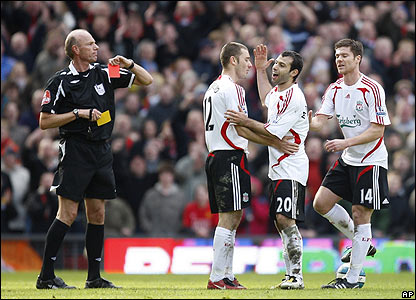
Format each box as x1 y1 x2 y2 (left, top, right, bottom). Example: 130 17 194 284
1 1 414 274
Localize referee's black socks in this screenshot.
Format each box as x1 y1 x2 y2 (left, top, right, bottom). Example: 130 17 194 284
40 218 70 280
85 223 104 281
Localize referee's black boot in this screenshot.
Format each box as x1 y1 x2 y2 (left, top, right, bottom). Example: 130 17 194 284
85 277 121 288
36 275 76 289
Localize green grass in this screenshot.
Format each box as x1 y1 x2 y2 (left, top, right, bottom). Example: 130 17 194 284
1 271 415 299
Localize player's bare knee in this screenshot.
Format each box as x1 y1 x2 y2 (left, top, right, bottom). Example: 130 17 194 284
275 214 294 230
352 205 372 224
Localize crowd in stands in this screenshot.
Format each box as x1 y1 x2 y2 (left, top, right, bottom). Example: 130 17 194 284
1 1 414 240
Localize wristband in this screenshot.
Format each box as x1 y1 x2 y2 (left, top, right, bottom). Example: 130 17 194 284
127 60 135 70
89 108 93 121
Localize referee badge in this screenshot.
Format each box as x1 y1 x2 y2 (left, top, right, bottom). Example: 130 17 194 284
94 83 105 95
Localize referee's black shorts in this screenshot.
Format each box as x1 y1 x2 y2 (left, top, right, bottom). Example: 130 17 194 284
51 136 116 202
205 150 251 214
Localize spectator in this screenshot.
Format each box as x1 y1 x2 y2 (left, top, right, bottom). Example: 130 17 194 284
1 39 17 82
244 176 272 235
9 32 35 73
158 120 178 162
394 79 414 105
392 149 413 183
182 183 218 238
392 99 415 135
370 37 394 95
116 91 145 132
1 147 30 233
2 101 30 148
21 134 59 192
25 172 58 233
1 171 17 233
138 162 186 237
116 154 157 233
147 84 178 130
18 89 43 133
385 170 413 239
0 119 20 158
30 29 67 92
392 39 415 86
104 198 136 237
274 1 317 53
175 141 208 203
135 39 158 73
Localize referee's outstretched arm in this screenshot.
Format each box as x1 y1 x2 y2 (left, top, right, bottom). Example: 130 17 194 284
108 55 153 86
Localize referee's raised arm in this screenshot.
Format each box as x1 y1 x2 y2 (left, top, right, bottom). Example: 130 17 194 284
108 55 153 86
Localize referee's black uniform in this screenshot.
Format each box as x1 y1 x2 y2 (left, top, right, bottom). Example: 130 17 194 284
41 61 135 202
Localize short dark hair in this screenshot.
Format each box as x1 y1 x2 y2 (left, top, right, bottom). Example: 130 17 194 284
157 161 175 175
334 38 363 63
281 50 303 82
220 42 248 69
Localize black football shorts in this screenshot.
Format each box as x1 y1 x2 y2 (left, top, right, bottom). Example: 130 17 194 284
205 150 251 213
322 157 390 210
51 136 116 202
269 179 305 221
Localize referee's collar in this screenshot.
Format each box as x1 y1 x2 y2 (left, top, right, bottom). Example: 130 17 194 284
69 61 93 76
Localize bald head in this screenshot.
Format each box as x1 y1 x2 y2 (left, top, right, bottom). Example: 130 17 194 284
64 29 93 59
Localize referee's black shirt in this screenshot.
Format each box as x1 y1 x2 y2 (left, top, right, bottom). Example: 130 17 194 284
40 61 135 141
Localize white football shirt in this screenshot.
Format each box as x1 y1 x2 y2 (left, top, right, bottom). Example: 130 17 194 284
317 74 391 169
264 83 309 185
203 74 249 153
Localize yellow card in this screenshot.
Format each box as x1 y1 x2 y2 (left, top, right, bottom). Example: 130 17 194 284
97 110 111 126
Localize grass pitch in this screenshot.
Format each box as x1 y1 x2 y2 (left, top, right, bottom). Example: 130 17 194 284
1 271 415 299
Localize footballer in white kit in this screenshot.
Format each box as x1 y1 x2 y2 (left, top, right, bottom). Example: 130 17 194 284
317 73 391 210
204 74 251 213
225 48 308 290
264 83 309 221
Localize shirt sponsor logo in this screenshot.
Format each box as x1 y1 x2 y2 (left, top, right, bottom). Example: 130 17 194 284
94 83 105 95
336 114 362 128
42 90 51 105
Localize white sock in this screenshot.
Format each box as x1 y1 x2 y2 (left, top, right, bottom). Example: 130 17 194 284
282 225 303 279
279 231 291 277
322 204 354 240
210 227 233 282
224 229 236 281
346 223 371 284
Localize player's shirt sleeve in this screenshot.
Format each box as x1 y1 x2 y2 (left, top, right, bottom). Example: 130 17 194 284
224 84 248 115
367 82 391 125
101 64 136 89
264 93 303 140
316 83 335 118
40 75 63 114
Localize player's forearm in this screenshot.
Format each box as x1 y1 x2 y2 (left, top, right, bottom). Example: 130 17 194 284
235 126 275 146
256 69 272 106
345 123 385 147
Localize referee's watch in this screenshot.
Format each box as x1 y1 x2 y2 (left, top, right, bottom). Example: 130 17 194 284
73 108 80 119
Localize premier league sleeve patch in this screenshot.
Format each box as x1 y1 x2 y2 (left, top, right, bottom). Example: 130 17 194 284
41 90 51 105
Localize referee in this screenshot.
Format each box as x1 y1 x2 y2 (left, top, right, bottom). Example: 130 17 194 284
36 29 153 289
